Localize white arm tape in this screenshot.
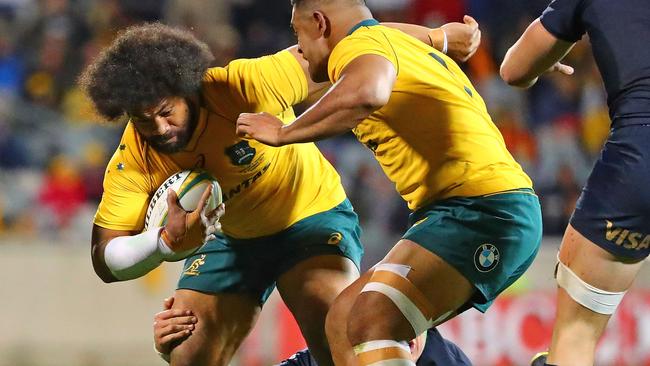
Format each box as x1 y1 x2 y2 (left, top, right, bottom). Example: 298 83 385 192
556 257 626 315
104 228 175 281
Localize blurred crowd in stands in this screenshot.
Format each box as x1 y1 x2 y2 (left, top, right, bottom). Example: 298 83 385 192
0 0 610 252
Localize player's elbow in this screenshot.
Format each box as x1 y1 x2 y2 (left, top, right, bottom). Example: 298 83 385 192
499 62 518 85
500 63 533 88
352 85 390 112
93 261 118 283
98 271 118 283
91 245 118 283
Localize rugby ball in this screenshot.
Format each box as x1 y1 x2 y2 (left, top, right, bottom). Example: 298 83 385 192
144 169 223 261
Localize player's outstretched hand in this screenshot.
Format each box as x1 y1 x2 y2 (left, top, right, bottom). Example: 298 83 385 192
163 184 213 252
153 297 197 357
236 112 285 147
441 15 481 63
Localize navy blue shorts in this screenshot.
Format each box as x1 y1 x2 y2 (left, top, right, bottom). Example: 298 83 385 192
570 123 650 260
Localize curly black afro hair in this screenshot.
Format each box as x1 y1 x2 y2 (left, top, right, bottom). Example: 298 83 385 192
79 23 214 121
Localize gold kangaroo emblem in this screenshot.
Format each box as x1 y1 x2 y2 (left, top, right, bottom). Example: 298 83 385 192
183 255 207 276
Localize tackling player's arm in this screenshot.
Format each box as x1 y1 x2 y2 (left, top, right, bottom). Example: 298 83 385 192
500 19 575 88
153 296 197 362
236 54 395 146
383 15 481 63
236 19 480 117
286 17 481 97
91 186 216 283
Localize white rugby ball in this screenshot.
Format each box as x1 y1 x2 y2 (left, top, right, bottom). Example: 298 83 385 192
144 169 223 261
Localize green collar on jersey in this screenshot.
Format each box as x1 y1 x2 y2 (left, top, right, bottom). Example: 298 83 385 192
347 19 380 36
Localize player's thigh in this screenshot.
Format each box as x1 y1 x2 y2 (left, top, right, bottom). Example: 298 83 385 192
384 239 475 314
349 239 474 342
274 198 363 334
277 254 359 329
169 289 261 366
277 254 359 366
560 224 644 292
169 235 269 366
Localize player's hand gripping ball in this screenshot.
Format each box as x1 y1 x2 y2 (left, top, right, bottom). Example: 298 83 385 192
144 170 224 261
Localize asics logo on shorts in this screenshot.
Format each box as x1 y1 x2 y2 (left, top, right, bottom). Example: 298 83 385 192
183 255 207 276
328 232 343 245
605 220 650 251
474 244 500 272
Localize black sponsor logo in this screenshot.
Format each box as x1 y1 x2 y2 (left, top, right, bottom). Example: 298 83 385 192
225 141 256 166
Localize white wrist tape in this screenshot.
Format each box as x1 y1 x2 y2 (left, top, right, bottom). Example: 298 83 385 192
104 228 174 281
555 256 626 315
441 29 448 54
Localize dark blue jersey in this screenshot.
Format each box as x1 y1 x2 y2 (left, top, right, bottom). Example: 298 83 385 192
277 349 317 366
417 328 473 366
540 0 650 125
276 329 472 366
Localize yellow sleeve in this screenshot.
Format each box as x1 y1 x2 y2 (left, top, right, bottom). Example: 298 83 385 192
202 49 309 120
328 30 398 82
93 134 153 232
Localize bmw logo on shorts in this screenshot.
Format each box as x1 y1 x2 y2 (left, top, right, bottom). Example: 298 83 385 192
474 244 500 273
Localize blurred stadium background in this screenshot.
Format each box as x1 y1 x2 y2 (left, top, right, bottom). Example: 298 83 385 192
1 0 650 365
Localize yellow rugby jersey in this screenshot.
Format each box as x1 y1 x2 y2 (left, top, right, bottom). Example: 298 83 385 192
95 50 346 238
328 20 532 210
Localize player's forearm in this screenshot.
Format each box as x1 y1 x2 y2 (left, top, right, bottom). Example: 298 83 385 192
279 80 379 144
500 19 574 88
500 45 543 88
382 23 434 47
102 228 178 281
92 224 178 282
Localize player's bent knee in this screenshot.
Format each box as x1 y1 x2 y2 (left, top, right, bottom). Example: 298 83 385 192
325 284 357 341
555 256 626 315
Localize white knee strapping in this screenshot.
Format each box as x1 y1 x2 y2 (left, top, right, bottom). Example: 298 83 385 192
361 263 435 335
555 256 626 315
353 340 415 366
